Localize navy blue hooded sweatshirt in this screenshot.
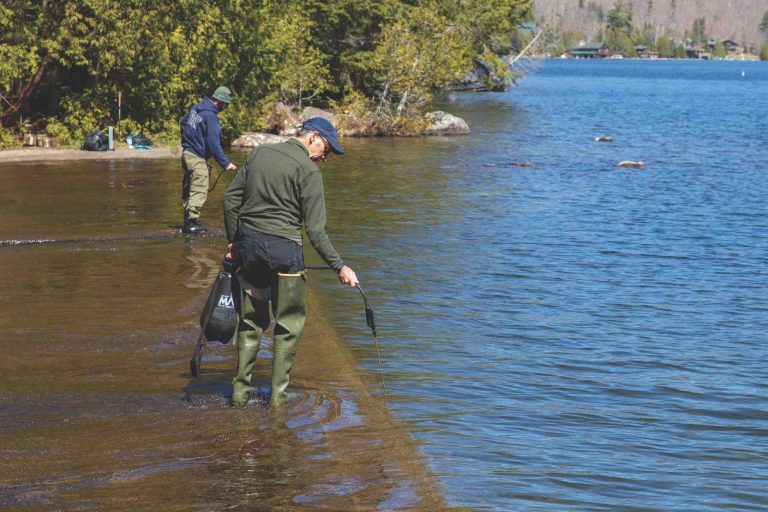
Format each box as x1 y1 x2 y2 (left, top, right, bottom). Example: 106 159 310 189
180 97 231 169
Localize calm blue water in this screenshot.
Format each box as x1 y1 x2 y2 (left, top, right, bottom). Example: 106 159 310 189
314 59 768 511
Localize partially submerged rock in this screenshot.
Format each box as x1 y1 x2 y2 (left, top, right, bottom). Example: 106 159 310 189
618 160 645 168
424 111 470 135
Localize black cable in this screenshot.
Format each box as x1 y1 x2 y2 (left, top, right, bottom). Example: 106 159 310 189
208 167 228 192
305 265 388 404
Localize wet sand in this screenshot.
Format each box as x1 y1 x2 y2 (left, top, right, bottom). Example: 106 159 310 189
0 145 179 162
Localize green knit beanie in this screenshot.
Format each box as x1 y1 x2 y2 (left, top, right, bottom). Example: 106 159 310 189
212 86 232 103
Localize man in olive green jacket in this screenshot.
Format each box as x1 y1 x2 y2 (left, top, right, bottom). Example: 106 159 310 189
223 117 358 407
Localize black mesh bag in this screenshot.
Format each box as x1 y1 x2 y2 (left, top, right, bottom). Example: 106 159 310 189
199 265 239 344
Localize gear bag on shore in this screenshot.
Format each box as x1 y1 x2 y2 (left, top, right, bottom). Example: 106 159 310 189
81 130 109 151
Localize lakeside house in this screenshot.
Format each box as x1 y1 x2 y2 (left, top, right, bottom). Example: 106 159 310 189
565 38 745 60
708 38 743 55
635 45 660 59
564 42 611 59
686 45 709 59
686 38 744 59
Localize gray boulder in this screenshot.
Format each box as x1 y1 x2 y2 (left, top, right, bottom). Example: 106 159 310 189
424 111 470 135
231 132 288 148
278 107 339 136
300 107 338 124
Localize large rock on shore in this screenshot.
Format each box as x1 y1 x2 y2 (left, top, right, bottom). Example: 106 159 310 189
262 103 334 137
231 132 287 148
424 111 470 135
232 106 470 147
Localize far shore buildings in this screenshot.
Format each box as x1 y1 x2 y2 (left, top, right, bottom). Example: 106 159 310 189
564 38 745 60
634 45 660 59
564 42 612 59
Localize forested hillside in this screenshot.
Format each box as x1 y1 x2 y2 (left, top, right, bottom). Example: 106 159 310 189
0 0 532 147
535 0 768 53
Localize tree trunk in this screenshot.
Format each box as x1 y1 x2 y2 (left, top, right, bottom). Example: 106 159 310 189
0 55 54 129
396 91 408 117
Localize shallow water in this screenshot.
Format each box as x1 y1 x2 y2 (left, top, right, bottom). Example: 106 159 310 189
0 158 448 510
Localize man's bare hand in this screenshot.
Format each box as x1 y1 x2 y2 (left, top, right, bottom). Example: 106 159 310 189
337 266 359 287
225 242 240 262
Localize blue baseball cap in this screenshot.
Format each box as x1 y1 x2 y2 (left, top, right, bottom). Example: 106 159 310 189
302 117 345 155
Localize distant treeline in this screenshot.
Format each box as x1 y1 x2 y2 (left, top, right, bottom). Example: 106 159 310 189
0 0 533 147
540 0 768 60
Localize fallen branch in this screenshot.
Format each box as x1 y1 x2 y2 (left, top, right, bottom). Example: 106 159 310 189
1 55 54 129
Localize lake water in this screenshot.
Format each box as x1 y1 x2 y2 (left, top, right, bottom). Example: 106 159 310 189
315 59 768 511
1 59 767 511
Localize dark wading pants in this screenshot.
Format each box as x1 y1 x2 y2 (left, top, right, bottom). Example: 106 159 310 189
231 230 307 407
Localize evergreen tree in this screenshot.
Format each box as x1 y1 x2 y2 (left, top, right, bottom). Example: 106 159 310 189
605 0 636 57
372 7 469 132
656 34 673 57
691 17 707 45
712 40 727 59
606 0 633 34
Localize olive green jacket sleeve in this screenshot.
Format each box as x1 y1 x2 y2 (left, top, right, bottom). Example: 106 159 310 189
299 170 345 272
223 164 245 242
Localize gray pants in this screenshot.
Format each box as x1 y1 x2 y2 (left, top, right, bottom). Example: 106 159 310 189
181 150 209 219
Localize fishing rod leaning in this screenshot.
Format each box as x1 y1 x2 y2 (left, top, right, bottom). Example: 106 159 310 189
208 167 228 192
306 265 388 405
208 157 244 193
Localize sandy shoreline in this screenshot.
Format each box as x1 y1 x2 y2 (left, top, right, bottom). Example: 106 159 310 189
0 145 179 162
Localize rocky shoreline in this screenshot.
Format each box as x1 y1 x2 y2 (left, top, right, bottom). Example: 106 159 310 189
232 109 470 148
0 108 470 161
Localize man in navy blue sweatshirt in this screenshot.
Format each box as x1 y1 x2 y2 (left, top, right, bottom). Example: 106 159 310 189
180 86 238 234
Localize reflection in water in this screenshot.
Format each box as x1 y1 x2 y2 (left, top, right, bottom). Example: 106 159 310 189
0 158 450 511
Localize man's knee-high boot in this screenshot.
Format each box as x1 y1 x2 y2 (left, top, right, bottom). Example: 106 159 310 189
270 273 307 407
231 294 270 406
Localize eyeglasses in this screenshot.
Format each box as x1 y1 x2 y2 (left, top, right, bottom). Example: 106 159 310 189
316 133 331 157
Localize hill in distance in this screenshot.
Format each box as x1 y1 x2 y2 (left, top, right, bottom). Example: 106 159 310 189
534 0 768 52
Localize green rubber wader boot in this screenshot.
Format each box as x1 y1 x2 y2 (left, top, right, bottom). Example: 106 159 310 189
270 273 307 407
231 294 270 406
